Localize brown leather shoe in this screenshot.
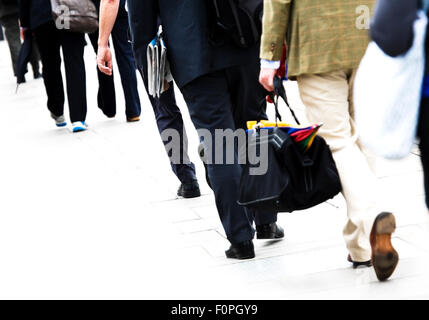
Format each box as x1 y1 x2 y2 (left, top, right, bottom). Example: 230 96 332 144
347 254 372 269
370 212 399 281
127 116 140 122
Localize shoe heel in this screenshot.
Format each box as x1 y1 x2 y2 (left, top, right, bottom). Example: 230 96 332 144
376 212 396 234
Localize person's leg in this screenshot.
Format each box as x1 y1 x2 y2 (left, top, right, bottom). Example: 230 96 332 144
297 70 377 263
1 14 21 77
139 68 197 184
225 62 278 229
33 22 65 118
60 31 87 123
29 40 42 78
111 9 141 119
418 98 429 209
181 71 255 245
88 31 117 118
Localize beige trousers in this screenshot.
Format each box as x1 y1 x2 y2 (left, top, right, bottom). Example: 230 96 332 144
297 69 377 262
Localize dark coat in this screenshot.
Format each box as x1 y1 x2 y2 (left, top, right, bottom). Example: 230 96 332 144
19 0 53 30
0 0 18 19
370 0 419 57
127 0 256 89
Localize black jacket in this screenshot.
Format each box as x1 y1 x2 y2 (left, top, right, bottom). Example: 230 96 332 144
19 0 53 30
127 0 256 89
370 0 419 57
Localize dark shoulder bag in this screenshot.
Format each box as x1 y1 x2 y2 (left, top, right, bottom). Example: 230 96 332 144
238 78 342 213
50 0 99 34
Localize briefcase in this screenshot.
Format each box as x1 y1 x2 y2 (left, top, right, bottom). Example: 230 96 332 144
238 78 342 213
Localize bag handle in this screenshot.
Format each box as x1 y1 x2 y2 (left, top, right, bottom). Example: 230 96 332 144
270 76 301 126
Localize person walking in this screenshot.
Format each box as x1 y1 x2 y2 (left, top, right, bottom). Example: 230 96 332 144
371 0 429 210
97 0 200 198
89 0 141 122
121 0 283 259
259 0 398 281
19 0 88 132
0 0 40 80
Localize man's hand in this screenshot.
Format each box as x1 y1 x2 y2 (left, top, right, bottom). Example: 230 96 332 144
97 45 113 76
259 68 277 92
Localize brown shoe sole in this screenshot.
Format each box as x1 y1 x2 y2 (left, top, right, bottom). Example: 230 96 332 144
370 212 399 281
127 116 140 123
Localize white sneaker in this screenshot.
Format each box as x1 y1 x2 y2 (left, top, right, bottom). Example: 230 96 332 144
51 113 67 127
72 121 88 133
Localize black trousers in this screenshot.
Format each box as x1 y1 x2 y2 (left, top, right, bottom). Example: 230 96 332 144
34 21 87 123
181 66 276 244
419 98 429 209
88 2 141 118
138 64 197 184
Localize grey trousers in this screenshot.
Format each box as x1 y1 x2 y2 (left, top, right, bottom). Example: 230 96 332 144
0 13 40 77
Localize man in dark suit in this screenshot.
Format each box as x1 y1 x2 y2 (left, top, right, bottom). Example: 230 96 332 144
97 0 200 198
123 0 283 259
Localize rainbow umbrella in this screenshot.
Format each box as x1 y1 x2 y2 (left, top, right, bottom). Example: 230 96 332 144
246 121 323 152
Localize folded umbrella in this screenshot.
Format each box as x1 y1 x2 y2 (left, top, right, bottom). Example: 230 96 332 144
16 33 34 88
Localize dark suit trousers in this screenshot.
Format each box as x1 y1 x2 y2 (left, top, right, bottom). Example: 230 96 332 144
111 9 141 118
88 32 117 118
140 76 197 184
34 21 87 122
419 98 429 209
181 69 277 244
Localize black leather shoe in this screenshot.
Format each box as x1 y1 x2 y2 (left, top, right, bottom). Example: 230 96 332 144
347 254 372 269
225 240 255 260
256 223 284 240
177 180 201 199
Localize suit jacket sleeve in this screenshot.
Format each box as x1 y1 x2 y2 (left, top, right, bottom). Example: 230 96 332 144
18 0 30 29
370 0 419 57
260 0 291 61
127 0 158 71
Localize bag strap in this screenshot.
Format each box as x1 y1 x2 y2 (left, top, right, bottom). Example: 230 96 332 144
271 76 301 126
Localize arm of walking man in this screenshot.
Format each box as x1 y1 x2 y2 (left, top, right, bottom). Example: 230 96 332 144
259 0 291 92
371 0 419 57
97 0 120 76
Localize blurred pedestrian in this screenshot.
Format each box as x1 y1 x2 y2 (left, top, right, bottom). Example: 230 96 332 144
97 0 200 198
125 0 283 259
259 0 398 281
0 23 4 40
89 0 141 122
0 0 41 80
371 0 429 211
19 0 88 132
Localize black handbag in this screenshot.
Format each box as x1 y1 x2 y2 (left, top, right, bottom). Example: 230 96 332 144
238 78 342 213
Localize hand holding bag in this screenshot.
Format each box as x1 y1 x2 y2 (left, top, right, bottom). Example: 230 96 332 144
238 78 342 213
354 10 428 159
